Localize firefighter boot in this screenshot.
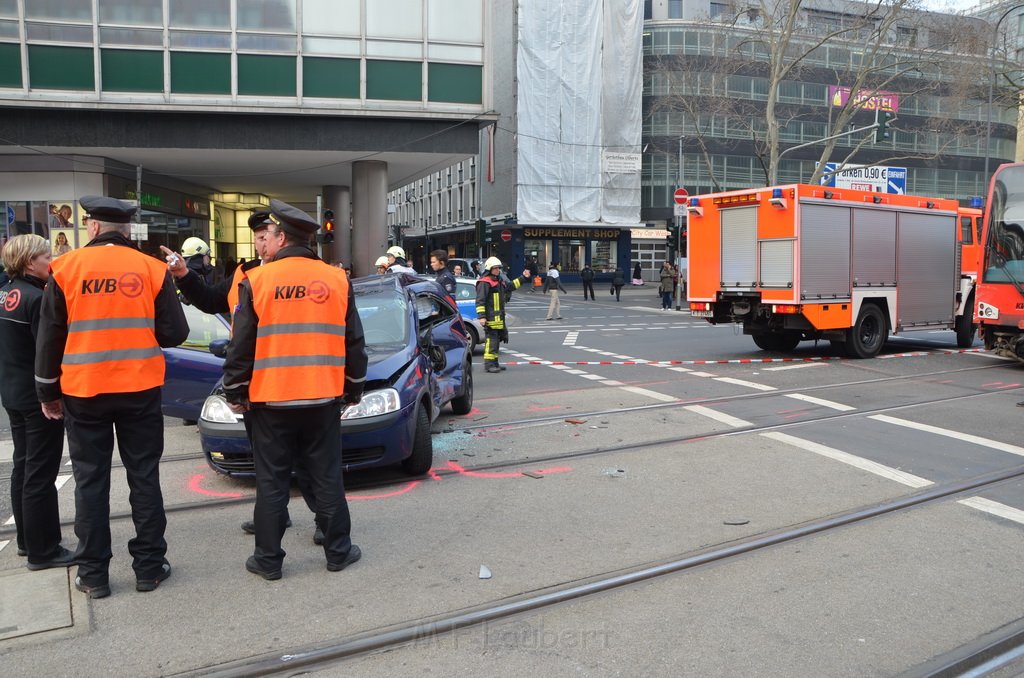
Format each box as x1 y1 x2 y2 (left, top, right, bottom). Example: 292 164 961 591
485 360 502 373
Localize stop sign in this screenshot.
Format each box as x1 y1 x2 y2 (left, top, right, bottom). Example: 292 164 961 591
673 187 689 205
500 230 512 242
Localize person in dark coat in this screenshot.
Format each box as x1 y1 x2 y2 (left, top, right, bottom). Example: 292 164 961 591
612 266 625 301
658 262 675 310
632 262 644 285
580 264 596 300
0 235 74 570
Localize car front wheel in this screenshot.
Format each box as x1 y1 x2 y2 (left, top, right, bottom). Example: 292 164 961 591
401 403 433 475
450 361 473 415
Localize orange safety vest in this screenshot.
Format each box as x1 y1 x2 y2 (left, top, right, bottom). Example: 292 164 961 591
227 264 247 314
246 257 349 403
50 244 168 397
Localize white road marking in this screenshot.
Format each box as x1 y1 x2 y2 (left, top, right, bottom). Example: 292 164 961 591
764 362 825 371
4 516 14 526
961 350 1014 361
668 367 693 373
600 380 624 386
613 355 633 360
564 369 587 375
0 540 8 553
684 405 751 428
957 497 1024 525
580 374 606 380
619 386 678 402
713 377 776 391
689 371 717 378
0 439 12 463
784 393 856 411
55 475 72 490
762 432 933 488
563 332 579 346
869 415 1024 457
550 365 572 370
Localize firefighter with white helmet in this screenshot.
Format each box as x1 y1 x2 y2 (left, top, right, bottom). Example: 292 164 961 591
374 256 389 274
386 245 416 274
180 237 214 285
475 256 531 373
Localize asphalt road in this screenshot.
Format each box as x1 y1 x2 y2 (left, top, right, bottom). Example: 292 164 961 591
2 284 1024 675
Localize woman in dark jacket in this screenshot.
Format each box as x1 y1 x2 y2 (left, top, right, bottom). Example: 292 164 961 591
612 267 625 301
658 262 675 310
0 235 73 569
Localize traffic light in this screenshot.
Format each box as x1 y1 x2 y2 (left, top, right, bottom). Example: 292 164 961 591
475 218 489 244
875 110 892 143
323 209 335 244
666 223 679 251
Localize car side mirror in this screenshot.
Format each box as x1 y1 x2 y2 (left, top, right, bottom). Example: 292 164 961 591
209 339 229 358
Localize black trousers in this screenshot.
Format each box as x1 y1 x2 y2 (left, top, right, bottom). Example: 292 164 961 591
582 281 595 300
249 402 352 569
242 413 319 527
64 387 167 584
614 285 623 301
6 405 65 561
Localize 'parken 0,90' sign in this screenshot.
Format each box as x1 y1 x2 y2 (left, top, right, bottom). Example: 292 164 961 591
522 228 621 240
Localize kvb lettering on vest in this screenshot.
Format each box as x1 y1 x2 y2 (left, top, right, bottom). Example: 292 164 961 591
274 285 307 300
82 278 119 294
273 280 330 304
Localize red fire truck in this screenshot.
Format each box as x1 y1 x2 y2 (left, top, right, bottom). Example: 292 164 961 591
686 184 980 358
974 162 1024 360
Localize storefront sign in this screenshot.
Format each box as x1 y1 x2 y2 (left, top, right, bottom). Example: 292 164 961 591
827 86 899 113
123 190 163 208
183 197 210 218
603 152 642 174
523 227 621 240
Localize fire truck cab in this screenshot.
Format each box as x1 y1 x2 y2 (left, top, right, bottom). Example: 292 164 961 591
686 184 976 358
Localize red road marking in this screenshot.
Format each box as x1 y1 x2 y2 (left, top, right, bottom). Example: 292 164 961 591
500 348 987 366
187 473 244 499
349 481 422 500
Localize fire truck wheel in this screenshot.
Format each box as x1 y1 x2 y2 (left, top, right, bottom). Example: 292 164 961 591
955 293 976 349
845 303 886 358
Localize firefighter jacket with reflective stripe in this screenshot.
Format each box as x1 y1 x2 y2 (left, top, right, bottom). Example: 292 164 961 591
224 247 367 406
0 275 46 410
475 273 525 328
35 231 189 399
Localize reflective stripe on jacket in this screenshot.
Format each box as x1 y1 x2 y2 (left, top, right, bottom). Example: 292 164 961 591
246 258 349 403
50 245 167 397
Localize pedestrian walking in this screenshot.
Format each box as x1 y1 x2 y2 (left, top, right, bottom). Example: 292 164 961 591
612 266 625 301
632 262 644 286
476 257 531 373
36 196 189 599
526 257 539 294
544 263 567 318
0 235 74 570
429 249 457 296
659 262 674 310
580 263 596 300
161 212 324 544
223 200 368 580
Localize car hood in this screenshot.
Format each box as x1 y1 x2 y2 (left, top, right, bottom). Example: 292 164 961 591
365 343 416 385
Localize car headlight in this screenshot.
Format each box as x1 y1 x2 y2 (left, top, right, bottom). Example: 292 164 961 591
201 395 242 423
340 388 401 420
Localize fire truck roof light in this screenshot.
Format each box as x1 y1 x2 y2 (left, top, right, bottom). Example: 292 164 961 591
772 188 783 199
689 197 699 206
970 196 983 209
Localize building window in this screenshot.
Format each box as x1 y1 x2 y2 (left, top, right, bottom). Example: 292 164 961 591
643 0 652 20
709 2 729 20
668 0 682 19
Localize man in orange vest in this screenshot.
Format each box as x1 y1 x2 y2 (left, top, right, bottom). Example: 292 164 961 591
161 212 324 543
223 200 368 580
35 195 189 599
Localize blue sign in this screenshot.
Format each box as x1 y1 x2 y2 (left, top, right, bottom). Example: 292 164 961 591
6 206 13 226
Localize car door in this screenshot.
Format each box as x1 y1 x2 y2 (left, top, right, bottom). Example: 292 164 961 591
415 290 466 410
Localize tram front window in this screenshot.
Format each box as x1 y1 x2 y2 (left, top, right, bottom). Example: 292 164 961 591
983 165 1024 283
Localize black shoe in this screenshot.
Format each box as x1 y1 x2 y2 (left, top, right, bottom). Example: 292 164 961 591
16 547 26 557
245 555 282 581
241 518 292 534
26 546 76 571
136 562 172 592
75 576 111 599
326 545 362 572
313 527 324 546
485 363 501 373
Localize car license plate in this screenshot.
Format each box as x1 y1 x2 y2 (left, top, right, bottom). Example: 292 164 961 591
691 310 713 318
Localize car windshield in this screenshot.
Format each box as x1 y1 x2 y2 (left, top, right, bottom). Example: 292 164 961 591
180 303 230 350
984 164 1024 284
355 288 409 346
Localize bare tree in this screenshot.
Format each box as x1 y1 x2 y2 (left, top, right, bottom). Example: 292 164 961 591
644 0 990 188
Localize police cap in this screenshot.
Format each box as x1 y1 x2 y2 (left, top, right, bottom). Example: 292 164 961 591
269 199 319 238
80 195 135 224
247 210 273 230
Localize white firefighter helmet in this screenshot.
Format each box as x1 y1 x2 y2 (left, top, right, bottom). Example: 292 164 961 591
483 256 503 272
181 237 210 258
375 255 389 267
386 245 406 259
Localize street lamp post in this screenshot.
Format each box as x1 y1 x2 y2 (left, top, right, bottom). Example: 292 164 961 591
984 3 1024 182
675 135 685 311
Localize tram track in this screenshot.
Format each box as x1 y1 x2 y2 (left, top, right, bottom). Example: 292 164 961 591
178 463 1024 677
1 373 1017 539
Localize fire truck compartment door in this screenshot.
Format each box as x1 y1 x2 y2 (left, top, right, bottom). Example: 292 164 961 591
721 206 757 288
800 204 852 300
852 209 897 286
759 239 794 288
897 212 957 326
